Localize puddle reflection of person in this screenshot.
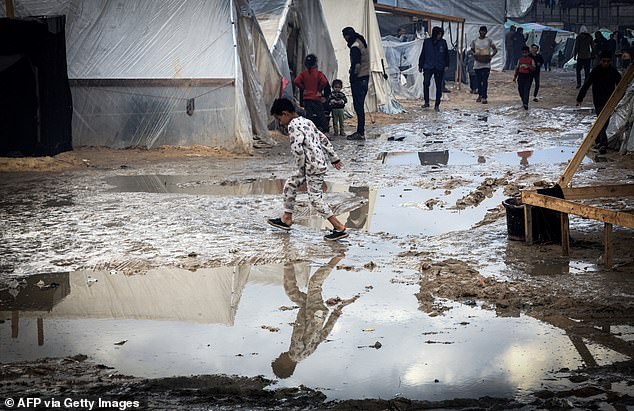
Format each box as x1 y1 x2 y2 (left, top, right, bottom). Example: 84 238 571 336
272 256 357 379
345 186 370 229
517 150 532 166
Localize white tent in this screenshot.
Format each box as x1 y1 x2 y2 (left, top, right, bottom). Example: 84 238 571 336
320 0 403 114
251 0 337 99
607 83 634 153
2 0 282 153
376 0 506 70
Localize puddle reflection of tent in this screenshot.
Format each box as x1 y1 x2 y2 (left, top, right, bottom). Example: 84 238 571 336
0 264 312 345
0 273 70 345
377 150 450 166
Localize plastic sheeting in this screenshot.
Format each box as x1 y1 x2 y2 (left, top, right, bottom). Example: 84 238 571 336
506 0 535 19
376 0 506 71
3 0 282 152
382 37 427 100
320 0 403 114
607 83 634 153
251 0 337 99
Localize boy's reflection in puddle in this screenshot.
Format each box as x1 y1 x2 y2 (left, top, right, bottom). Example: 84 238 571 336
272 255 358 378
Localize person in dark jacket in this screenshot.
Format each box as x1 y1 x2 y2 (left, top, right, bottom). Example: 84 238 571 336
576 50 622 153
504 25 516 70
573 26 594 88
342 26 370 141
530 44 545 101
418 26 449 111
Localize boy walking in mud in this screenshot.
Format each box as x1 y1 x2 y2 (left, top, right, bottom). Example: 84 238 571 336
267 98 349 241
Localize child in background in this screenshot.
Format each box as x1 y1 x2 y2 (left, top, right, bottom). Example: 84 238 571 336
530 44 544 102
293 54 330 131
266 98 349 241
328 79 347 137
514 46 536 110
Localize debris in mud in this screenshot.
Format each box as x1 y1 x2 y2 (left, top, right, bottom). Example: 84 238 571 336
363 261 377 270
424 198 445 209
261 325 280 332
455 177 508 209
326 297 342 306
336 264 359 272
424 340 453 344
114 340 128 346
279 305 298 311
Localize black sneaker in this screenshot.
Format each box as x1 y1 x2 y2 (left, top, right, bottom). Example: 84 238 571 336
346 132 365 141
422 102 430 108
324 229 349 241
267 218 291 231
434 106 440 112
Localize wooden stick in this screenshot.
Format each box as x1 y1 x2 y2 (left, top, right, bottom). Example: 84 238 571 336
561 213 570 256
524 204 533 244
6 0 15 17
604 223 613 267
559 64 634 187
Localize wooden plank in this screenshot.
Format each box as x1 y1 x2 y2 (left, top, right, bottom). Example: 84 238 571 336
561 213 570 256
522 191 634 228
562 183 634 200
559 64 634 187
604 223 613 266
524 204 533 244
374 3 465 22
5 0 15 17
69 78 235 87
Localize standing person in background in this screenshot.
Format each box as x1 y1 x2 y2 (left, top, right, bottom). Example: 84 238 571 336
418 26 449 112
328 79 347 137
470 26 498 104
594 31 609 66
512 27 528 68
514 46 536 110
342 26 370 141
293 54 329 131
573 26 594 88
504 25 516 70
576 50 622 154
530 44 544 102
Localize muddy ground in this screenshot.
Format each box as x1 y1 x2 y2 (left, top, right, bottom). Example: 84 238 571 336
1 70 634 410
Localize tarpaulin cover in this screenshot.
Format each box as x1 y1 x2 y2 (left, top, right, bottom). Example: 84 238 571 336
376 0 506 70
251 0 337 99
2 0 282 152
320 0 403 114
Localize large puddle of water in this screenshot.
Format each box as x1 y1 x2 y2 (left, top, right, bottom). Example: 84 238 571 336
106 177 505 237
378 147 592 167
2 264 631 401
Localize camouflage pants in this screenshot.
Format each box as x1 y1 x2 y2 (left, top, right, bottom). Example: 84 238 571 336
283 173 332 219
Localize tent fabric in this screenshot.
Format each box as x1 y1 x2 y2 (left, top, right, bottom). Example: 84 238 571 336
320 0 403 114
382 37 428 100
607 83 634 153
376 0 506 71
251 0 337 99
2 0 282 153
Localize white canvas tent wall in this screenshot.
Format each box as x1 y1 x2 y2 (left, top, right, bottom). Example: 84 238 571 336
320 0 402 114
2 0 282 153
251 0 337 99
607 83 634 153
376 0 506 70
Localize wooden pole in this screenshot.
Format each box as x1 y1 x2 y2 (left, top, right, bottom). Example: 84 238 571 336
6 0 15 17
524 205 533 244
558 64 634 187
561 213 570 256
604 222 613 266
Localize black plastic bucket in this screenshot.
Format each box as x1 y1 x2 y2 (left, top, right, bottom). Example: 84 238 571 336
503 197 525 241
